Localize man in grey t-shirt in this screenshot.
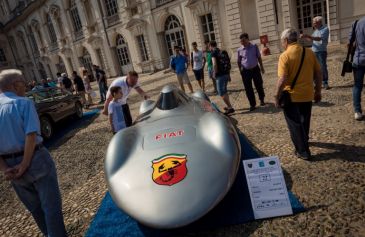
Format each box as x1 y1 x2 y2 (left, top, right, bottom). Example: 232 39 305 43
191 42 206 91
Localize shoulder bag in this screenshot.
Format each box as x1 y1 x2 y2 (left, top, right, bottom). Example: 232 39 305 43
279 47 306 108
341 20 358 76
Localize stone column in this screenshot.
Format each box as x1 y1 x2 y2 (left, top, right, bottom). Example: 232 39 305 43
59 9 72 40
40 23 51 48
255 0 280 53
282 0 293 29
327 0 339 43
225 0 243 52
31 25 43 51
75 1 90 35
60 53 73 76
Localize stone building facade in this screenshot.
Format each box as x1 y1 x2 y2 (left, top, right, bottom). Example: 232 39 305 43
0 0 364 82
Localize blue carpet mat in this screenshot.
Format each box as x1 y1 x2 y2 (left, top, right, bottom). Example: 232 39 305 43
44 109 100 148
86 132 305 237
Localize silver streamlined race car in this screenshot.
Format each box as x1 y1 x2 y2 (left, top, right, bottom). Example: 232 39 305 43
105 85 241 229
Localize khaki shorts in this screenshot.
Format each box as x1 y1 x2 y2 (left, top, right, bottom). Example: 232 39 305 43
176 72 190 84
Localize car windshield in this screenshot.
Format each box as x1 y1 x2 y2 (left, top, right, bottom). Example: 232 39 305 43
26 88 71 103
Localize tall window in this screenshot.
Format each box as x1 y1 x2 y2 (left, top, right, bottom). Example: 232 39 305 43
116 35 131 66
47 14 57 43
70 0 83 32
29 29 39 56
164 15 185 56
137 35 148 62
105 0 118 16
0 48 7 62
296 0 327 31
200 13 215 42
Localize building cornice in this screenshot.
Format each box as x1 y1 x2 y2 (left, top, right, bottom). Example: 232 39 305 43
3 0 47 31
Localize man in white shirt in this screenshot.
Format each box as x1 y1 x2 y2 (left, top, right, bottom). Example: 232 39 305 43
103 71 149 127
191 42 206 91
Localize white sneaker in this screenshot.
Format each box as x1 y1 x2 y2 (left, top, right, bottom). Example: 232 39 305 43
355 112 363 121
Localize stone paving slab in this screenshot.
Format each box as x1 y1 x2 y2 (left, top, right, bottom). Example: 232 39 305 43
1 48 365 237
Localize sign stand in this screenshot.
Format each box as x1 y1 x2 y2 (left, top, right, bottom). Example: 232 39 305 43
243 156 293 219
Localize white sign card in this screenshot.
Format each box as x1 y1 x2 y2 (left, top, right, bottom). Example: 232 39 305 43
243 156 293 219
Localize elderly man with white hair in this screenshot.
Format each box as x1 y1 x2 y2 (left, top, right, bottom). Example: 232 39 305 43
0 69 67 236
275 29 322 160
301 16 330 89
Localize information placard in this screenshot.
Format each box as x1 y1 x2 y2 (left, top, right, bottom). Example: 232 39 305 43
243 156 293 219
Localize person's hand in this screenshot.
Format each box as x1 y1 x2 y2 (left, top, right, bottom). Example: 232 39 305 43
143 95 150 100
261 67 265 74
102 108 108 116
274 96 280 108
4 168 17 180
300 34 309 39
13 161 30 179
314 92 321 103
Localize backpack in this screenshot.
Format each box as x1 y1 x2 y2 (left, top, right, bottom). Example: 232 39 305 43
217 50 231 74
62 77 72 89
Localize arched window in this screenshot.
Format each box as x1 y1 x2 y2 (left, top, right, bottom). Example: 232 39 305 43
81 48 93 76
164 15 185 56
116 34 133 75
116 35 130 66
70 0 83 33
200 13 215 42
29 27 39 56
47 14 57 43
105 0 118 16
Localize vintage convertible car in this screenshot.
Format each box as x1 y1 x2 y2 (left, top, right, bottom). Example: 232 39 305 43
26 87 83 139
105 85 241 229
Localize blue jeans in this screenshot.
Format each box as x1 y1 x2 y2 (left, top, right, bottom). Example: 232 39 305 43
208 67 217 92
353 64 365 113
216 74 229 96
315 51 329 85
5 148 67 237
98 81 107 101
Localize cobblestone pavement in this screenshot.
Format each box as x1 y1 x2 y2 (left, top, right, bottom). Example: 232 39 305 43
1 47 365 237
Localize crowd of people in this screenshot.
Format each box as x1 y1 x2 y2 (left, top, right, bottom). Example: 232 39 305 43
0 15 364 236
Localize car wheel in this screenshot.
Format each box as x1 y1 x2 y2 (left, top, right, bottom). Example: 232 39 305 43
40 116 53 140
75 102 83 119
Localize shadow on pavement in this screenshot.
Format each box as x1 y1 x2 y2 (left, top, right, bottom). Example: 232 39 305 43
330 84 354 89
309 142 365 163
313 101 335 107
44 109 100 150
233 103 281 115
